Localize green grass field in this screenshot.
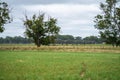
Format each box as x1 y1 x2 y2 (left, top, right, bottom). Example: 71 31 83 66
0 50 120 80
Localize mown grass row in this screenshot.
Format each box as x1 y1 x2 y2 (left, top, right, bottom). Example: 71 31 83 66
0 44 120 53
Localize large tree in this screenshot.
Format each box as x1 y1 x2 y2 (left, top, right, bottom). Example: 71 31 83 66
0 0 11 32
23 13 60 47
94 0 120 47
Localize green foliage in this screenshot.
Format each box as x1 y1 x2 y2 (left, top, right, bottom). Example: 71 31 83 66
56 35 103 44
23 13 60 47
0 51 120 80
83 36 102 44
0 0 12 32
0 35 104 44
0 36 32 44
94 0 120 47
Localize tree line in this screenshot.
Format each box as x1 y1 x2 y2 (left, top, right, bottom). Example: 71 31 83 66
56 35 103 44
0 36 32 44
0 35 103 44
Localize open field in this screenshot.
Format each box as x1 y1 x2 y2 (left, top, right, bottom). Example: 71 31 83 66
0 44 120 80
0 50 120 80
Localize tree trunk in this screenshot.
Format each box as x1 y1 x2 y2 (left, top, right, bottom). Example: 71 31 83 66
37 39 41 47
37 44 40 47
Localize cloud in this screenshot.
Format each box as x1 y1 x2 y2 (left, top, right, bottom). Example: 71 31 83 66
4 0 104 5
0 1 102 37
22 4 99 15
0 23 25 38
21 4 100 37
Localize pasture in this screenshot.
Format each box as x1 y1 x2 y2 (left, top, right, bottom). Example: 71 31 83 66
0 44 120 80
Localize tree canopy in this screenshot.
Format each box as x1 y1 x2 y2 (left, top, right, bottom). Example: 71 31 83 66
23 13 60 47
94 0 120 47
0 0 12 32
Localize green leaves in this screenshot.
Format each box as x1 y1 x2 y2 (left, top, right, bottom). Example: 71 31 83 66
94 0 120 47
0 0 11 33
23 13 60 47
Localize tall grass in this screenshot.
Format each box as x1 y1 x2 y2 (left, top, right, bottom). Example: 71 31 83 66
0 44 120 53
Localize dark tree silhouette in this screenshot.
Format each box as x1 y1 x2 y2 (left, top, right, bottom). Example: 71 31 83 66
0 0 12 32
23 13 60 47
94 0 120 47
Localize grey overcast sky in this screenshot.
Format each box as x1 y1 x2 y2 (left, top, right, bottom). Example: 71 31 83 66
0 0 105 38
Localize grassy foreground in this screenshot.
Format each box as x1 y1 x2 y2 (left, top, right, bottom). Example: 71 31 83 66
0 51 120 80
